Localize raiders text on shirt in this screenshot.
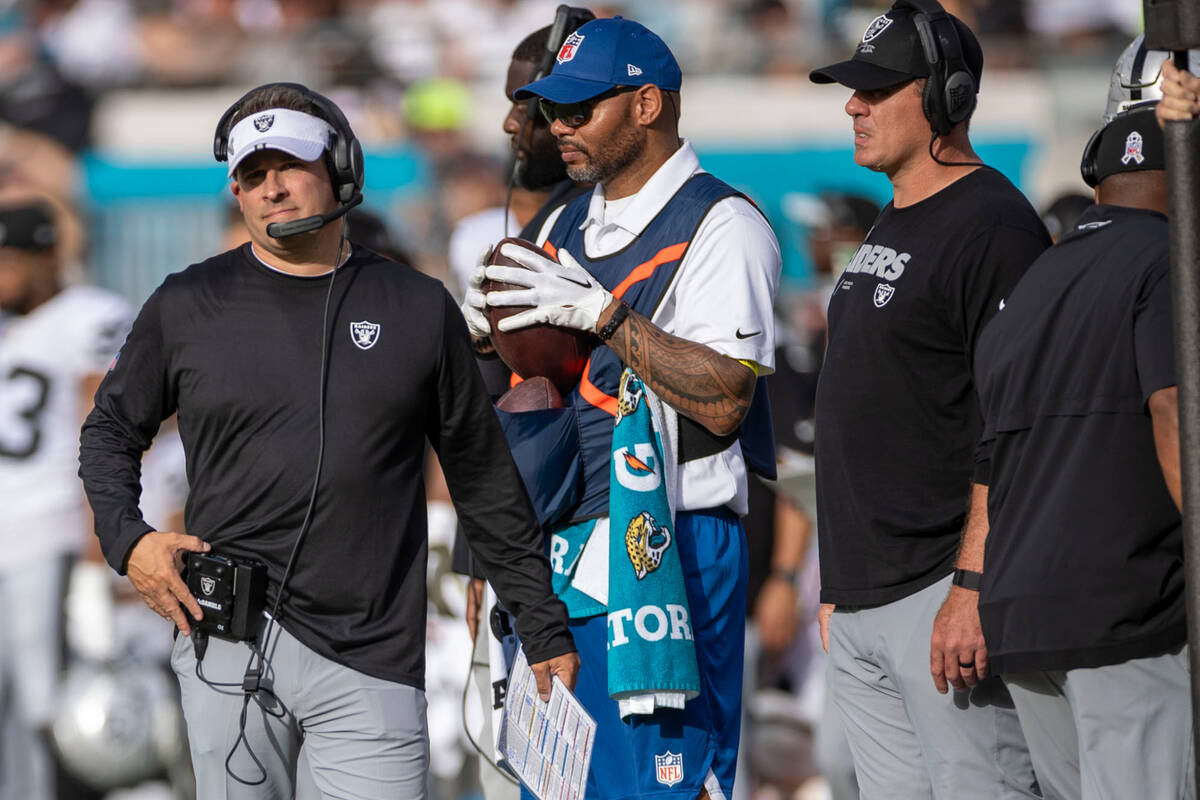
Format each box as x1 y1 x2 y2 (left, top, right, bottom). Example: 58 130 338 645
840 243 911 281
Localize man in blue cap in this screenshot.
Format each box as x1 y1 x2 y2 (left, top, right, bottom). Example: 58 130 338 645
462 15 781 800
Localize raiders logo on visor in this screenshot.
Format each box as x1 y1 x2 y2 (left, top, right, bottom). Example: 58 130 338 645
253 114 274 132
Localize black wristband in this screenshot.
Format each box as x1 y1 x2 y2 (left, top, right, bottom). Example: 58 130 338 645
952 568 983 591
596 302 630 342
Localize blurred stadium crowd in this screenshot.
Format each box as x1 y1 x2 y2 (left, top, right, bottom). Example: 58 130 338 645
0 0 1158 799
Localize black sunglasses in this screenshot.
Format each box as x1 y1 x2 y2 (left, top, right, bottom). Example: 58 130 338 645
538 86 639 128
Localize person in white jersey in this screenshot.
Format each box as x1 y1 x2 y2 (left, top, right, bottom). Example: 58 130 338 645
0 196 132 800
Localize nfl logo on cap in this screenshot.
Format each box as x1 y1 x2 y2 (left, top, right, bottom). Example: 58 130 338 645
558 31 584 63
654 751 683 787
1121 130 1145 165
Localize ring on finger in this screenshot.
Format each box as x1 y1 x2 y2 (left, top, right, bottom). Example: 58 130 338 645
958 661 975 668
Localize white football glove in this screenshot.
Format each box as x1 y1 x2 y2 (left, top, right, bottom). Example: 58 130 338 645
460 245 492 338
485 244 613 334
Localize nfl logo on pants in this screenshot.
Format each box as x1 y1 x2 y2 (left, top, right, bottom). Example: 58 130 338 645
655 751 683 787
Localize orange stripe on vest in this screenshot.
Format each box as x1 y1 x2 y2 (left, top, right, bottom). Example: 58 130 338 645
579 356 620 416
576 241 688 415
611 241 689 299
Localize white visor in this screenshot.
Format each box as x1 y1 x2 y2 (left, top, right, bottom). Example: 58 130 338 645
226 108 335 177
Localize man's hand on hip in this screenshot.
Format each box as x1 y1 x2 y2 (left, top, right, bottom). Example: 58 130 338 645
486 244 613 334
126 531 210 636
529 651 582 701
930 584 988 693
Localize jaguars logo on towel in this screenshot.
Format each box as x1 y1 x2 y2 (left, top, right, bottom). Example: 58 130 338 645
625 511 672 581
616 370 644 421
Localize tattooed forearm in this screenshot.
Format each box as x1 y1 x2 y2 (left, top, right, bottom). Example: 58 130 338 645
606 305 755 435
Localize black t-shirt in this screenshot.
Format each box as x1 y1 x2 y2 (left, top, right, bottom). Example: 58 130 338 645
80 244 574 688
815 168 1050 606
974 205 1182 673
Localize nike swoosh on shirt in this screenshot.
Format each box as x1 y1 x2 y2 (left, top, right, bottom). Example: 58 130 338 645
735 329 761 339
998 298 1006 310
557 275 592 288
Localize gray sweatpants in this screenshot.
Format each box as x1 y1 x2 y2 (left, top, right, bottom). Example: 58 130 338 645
1005 647 1194 800
827 574 1039 799
0 556 67 800
171 617 429 800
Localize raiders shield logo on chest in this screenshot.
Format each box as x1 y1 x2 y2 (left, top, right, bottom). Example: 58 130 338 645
873 283 895 308
350 320 381 350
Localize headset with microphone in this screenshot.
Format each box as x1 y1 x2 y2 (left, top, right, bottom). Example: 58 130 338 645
893 0 978 137
214 82 364 238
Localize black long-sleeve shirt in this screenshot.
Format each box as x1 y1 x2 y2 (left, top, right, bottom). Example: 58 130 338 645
79 244 574 687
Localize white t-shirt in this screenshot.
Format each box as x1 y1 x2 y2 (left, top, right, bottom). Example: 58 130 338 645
540 141 782 515
0 285 132 567
447 206 520 301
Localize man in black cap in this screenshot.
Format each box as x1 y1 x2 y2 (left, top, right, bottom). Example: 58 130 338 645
807 0 1048 795
973 36 1193 799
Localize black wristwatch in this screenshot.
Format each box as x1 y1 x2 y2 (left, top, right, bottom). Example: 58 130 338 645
952 568 983 591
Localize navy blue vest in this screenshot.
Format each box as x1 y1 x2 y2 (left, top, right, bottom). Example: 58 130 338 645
545 173 776 521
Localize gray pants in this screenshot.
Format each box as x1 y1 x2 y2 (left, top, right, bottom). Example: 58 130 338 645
1005 647 1194 800
171 617 429 800
0 556 67 800
827 574 1038 799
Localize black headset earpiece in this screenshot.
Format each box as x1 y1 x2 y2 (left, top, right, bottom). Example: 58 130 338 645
893 0 978 136
1080 128 1103 188
214 82 364 205
523 6 596 125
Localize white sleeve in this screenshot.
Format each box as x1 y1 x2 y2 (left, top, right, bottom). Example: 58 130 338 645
73 289 134 376
654 196 781 372
447 208 517 301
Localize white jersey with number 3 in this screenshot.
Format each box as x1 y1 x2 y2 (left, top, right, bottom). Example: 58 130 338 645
0 285 132 569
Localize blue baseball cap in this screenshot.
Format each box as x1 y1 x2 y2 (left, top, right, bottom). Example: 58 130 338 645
514 16 682 103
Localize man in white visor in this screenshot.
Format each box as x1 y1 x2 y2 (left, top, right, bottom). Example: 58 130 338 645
79 82 579 800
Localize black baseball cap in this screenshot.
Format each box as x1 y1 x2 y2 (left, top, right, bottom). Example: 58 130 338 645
1093 107 1164 184
809 5 983 91
0 203 56 252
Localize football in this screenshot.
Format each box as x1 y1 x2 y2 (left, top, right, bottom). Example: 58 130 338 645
495 376 564 412
485 237 592 395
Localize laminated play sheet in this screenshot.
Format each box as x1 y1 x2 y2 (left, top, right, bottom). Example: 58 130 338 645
499 648 596 800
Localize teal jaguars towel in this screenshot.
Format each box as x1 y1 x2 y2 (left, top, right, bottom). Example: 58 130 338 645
607 369 700 718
